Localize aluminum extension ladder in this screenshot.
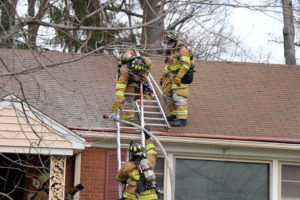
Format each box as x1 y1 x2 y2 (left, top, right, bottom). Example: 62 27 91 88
115 73 170 198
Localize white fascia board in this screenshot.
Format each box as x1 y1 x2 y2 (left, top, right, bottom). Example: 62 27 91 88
0 146 73 155
79 132 300 151
82 132 300 161
1 95 85 151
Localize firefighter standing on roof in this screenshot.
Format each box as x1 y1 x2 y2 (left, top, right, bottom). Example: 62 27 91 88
160 30 191 127
112 49 153 121
116 132 158 200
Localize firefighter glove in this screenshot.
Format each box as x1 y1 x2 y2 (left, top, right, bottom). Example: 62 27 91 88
160 74 166 86
174 74 183 86
112 102 121 112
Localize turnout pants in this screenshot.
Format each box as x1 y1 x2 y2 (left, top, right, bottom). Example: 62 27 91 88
123 84 139 120
163 74 188 119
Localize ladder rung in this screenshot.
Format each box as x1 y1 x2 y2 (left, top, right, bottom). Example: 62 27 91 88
122 109 140 113
142 100 157 103
144 117 165 121
125 93 140 96
144 111 162 114
143 105 159 108
120 126 139 130
146 123 168 127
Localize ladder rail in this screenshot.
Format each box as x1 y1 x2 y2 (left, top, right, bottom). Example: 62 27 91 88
148 73 164 95
147 74 170 129
115 73 123 199
115 73 170 199
139 82 145 148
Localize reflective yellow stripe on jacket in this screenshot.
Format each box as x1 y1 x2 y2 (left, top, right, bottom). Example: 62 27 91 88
138 193 158 200
179 56 191 71
116 91 125 97
171 84 188 89
146 143 155 151
123 192 137 200
116 83 127 89
123 191 158 200
129 169 140 181
146 142 157 156
123 114 135 120
169 64 181 71
164 65 170 74
180 55 190 62
173 110 188 115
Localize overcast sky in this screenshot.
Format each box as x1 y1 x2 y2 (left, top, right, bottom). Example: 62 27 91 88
230 2 300 64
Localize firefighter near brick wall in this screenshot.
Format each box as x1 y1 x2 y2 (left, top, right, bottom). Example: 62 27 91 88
112 49 153 121
116 131 159 200
160 30 192 127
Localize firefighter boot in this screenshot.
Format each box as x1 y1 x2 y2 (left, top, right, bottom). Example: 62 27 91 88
167 115 176 121
171 119 187 127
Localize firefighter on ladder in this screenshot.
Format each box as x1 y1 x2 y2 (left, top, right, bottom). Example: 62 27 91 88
116 132 158 200
112 49 153 121
160 30 191 127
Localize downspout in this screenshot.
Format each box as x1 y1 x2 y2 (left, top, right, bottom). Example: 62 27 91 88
73 153 81 200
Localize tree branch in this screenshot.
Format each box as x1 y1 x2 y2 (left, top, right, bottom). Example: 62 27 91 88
167 13 194 30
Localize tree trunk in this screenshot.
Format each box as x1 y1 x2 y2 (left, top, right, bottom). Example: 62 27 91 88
281 0 296 65
139 0 164 55
27 0 37 49
27 0 49 49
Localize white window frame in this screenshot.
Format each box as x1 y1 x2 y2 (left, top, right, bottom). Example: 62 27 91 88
278 161 300 200
155 156 166 200
173 155 272 200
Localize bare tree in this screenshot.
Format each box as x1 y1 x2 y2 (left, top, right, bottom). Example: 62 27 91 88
139 0 164 54
281 0 296 64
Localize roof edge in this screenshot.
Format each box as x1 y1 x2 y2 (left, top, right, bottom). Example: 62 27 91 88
67 126 300 145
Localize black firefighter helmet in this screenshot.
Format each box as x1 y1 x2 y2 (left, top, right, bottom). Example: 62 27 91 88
129 141 145 160
128 57 146 76
165 30 180 48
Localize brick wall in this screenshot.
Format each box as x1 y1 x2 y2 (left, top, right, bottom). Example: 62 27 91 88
80 147 107 200
65 156 75 193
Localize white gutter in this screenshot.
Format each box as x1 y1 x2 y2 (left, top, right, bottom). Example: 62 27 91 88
77 131 300 151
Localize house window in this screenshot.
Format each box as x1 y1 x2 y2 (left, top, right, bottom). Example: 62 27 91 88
156 157 165 200
175 158 270 200
281 164 300 200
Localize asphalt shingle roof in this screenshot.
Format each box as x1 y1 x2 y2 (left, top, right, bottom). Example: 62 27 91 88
1 48 300 141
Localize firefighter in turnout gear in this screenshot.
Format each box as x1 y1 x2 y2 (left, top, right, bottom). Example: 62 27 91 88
112 49 153 121
116 132 158 200
160 30 191 127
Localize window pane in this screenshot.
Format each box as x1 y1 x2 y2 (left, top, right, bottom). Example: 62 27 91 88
175 158 269 200
156 157 164 200
282 165 300 199
282 165 300 181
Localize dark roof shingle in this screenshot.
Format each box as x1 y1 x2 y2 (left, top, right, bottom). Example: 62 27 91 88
1 48 300 141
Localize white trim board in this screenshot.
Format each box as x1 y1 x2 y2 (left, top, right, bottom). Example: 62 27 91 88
0 146 73 155
0 94 85 155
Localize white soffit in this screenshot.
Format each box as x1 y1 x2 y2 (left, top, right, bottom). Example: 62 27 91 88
0 94 85 155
